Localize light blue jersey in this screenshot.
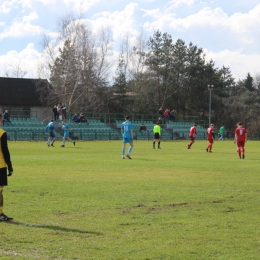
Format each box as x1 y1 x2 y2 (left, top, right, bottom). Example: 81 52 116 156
121 121 133 143
46 122 55 137
62 124 70 137
46 122 55 132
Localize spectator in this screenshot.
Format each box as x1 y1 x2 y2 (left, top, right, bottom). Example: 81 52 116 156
61 103 67 119
139 124 147 134
57 104 62 121
163 109 170 122
3 110 13 125
72 113 80 123
169 110 175 121
158 107 164 120
52 105 58 122
79 113 89 124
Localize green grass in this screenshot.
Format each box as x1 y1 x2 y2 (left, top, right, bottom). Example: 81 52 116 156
1 140 260 260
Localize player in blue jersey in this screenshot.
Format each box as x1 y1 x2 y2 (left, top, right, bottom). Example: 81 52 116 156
61 121 75 147
121 116 134 159
45 119 56 147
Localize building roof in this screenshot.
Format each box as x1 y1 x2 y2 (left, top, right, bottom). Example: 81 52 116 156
0 77 50 106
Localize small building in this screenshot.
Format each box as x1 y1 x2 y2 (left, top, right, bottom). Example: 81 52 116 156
0 77 51 121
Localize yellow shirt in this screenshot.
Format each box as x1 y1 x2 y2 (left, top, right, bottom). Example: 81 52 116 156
0 128 7 168
153 125 161 135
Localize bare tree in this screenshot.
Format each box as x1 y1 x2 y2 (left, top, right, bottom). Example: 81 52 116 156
38 14 113 112
1 61 27 78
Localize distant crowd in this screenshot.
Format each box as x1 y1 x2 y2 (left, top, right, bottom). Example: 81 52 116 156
52 104 88 124
158 108 175 122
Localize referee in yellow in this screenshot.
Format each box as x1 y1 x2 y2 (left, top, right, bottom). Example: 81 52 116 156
153 122 161 149
0 113 13 221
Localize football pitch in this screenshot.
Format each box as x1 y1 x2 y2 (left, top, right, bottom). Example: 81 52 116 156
1 140 260 260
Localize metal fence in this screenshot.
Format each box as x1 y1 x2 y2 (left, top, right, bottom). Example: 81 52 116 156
6 130 260 142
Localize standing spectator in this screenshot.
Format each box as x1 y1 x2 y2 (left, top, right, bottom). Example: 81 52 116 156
226 130 230 140
234 122 247 159
121 116 134 159
158 107 164 120
0 113 13 221
61 103 67 119
218 125 225 141
52 105 58 122
139 124 147 134
206 124 215 153
79 113 88 124
3 110 13 125
169 110 175 121
153 122 161 149
187 124 197 149
72 113 80 123
163 109 170 122
57 104 62 121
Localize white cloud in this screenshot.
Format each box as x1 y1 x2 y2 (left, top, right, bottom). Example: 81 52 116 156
90 3 140 41
0 43 42 78
22 11 38 23
205 49 260 80
19 0 56 9
63 0 101 13
0 0 17 14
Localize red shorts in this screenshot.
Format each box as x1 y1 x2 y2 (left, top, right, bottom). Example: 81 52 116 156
189 136 195 142
237 141 245 147
208 138 213 144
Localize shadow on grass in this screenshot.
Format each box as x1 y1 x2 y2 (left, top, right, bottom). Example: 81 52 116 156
6 221 102 235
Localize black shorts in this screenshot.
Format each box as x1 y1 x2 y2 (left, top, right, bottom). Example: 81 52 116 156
0 167 7 186
154 133 160 139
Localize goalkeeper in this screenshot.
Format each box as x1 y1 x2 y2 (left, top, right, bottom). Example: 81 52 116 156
0 113 13 221
153 122 161 149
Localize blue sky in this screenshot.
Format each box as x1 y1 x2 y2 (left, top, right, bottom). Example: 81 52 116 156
0 0 260 80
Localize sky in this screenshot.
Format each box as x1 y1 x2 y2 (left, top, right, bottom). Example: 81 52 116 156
0 0 260 81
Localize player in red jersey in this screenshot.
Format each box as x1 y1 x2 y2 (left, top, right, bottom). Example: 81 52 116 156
206 124 215 152
234 122 247 159
188 124 197 149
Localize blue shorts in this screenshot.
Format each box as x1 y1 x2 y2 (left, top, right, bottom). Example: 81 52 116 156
123 137 133 143
64 133 69 138
49 131 55 138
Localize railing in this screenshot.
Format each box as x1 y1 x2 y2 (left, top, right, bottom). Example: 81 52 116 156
65 112 206 126
6 130 260 142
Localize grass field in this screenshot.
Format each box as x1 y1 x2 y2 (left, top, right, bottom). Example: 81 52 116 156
0 139 260 260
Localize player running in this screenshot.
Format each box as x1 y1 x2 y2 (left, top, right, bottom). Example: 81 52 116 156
206 124 215 152
153 122 161 149
234 122 247 159
46 119 56 147
61 121 75 147
121 116 134 159
187 124 197 149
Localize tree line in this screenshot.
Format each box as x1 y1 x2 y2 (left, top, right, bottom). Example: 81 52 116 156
37 15 260 132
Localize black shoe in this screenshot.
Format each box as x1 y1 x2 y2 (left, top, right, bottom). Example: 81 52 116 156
73 142 75 146
126 154 132 159
51 143 54 147
206 148 208 152
242 154 245 159
61 145 65 147
0 213 13 221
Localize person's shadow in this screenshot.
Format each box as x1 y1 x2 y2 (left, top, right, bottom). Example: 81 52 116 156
6 221 102 235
